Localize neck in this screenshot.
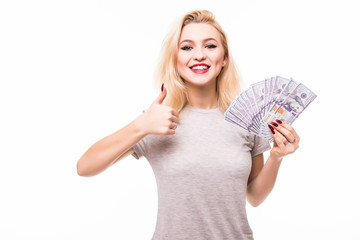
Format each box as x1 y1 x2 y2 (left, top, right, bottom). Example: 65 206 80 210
186 82 218 109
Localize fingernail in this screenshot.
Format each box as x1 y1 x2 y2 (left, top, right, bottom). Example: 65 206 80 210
276 119 282 124
271 122 278 127
268 124 275 134
161 83 164 92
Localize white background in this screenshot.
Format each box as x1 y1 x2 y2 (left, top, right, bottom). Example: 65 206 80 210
1 0 359 239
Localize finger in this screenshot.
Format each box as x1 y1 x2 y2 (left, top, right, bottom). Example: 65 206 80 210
283 122 300 142
170 115 180 124
276 120 300 142
269 124 286 147
164 122 176 135
275 128 288 145
270 121 295 143
271 127 287 149
154 83 167 104
171 108 179 118
170 122 177 130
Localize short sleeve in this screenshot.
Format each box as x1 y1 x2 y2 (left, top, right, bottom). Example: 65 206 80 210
130 109 148 160
131 138 146 160
251 134 271 157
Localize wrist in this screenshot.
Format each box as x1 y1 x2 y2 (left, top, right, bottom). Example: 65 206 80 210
268 154 284 163
132 116 149 137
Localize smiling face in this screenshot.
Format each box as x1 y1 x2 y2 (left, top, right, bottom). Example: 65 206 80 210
177 23 227 88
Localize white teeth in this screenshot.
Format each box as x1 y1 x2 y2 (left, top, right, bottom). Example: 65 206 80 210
192 65 209 70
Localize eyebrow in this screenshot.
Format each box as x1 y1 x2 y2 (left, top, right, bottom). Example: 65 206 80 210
179 38 218 45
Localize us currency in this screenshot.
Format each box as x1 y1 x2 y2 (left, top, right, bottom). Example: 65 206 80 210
258 120 274 141
262 79 299 124
225 94 260 133
238 91 260 128
224 110 248 130
265 83 317 125
263 77 273 113
268 76 291 108
251 81 266 118
224 76 317 142
225 113 259 134
234 95 258 130
245 88 262 125
225 100 255 132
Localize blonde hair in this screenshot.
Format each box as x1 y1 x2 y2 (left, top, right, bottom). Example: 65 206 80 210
153 10 244 113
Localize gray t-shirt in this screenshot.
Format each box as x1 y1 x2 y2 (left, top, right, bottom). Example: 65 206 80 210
132 105 271 240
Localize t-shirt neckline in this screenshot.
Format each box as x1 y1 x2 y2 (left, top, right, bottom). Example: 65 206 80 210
185 104 221 114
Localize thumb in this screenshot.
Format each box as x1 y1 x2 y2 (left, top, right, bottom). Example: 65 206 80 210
154 83 167 104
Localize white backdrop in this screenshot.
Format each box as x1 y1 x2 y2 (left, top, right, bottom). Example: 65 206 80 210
1 0 359 239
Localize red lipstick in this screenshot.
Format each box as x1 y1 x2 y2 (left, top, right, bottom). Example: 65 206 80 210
190 63 210 74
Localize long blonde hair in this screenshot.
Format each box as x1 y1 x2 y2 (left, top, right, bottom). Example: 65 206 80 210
153 10 244 113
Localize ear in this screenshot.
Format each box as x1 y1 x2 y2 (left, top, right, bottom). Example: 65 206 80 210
222 56 228 67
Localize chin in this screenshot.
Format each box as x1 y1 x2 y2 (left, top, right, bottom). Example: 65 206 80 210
186 79 214 87
184 75 216 86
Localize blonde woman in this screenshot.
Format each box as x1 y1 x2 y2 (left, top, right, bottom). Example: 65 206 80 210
77 10 300 240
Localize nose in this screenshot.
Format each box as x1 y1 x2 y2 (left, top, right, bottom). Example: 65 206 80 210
193 48 206 61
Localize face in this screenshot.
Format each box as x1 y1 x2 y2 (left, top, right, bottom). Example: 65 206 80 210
289 99 304 113
177 23 227 88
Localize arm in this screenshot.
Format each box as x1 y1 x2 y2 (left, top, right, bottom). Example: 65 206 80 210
246 153 283 207
246 120 300 207
76 117 147 177
76 85 179 177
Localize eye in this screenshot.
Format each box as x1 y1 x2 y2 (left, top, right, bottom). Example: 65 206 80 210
181 46 192 51
205 44 217 49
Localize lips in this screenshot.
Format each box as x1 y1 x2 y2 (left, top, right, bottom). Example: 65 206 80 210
190 63 210 74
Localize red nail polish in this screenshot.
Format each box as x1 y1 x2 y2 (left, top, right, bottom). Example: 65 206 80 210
161 83 164 92
271 122 278 127
276 119 282 124
268 124 275 134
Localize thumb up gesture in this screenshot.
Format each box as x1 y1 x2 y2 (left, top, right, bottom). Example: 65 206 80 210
140 84 180 135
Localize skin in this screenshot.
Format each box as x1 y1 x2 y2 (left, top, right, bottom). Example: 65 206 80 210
76 22 300 208
247 121 300 206
177 23 227 109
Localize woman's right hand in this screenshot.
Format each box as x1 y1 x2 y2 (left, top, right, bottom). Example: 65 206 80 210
138 84 180 135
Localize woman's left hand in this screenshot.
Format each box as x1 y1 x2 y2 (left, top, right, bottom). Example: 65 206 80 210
268 120 300 160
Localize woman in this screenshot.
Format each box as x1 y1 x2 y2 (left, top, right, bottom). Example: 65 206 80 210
77 10 299 240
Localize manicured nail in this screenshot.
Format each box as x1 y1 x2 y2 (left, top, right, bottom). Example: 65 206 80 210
276 119 282 124
268 124 275 134
271 122 278 127
161 83 164 92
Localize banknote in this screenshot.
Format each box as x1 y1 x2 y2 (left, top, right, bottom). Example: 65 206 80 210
262 79 299 124
269 76 293 108
251 81 266 118
263 77 272 113
263 83 317 125
224 76 317 142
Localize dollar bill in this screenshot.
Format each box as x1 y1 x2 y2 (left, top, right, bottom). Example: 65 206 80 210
269 76 291 108
234 95 259 131
224 76 317 142
264 83 317 125
225 101 253 130
251 81 266 119
262 79 298 124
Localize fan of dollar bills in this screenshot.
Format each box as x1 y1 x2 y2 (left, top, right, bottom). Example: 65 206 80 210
224 76 317 142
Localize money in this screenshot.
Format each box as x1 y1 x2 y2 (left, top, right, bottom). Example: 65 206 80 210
224 76 317 142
